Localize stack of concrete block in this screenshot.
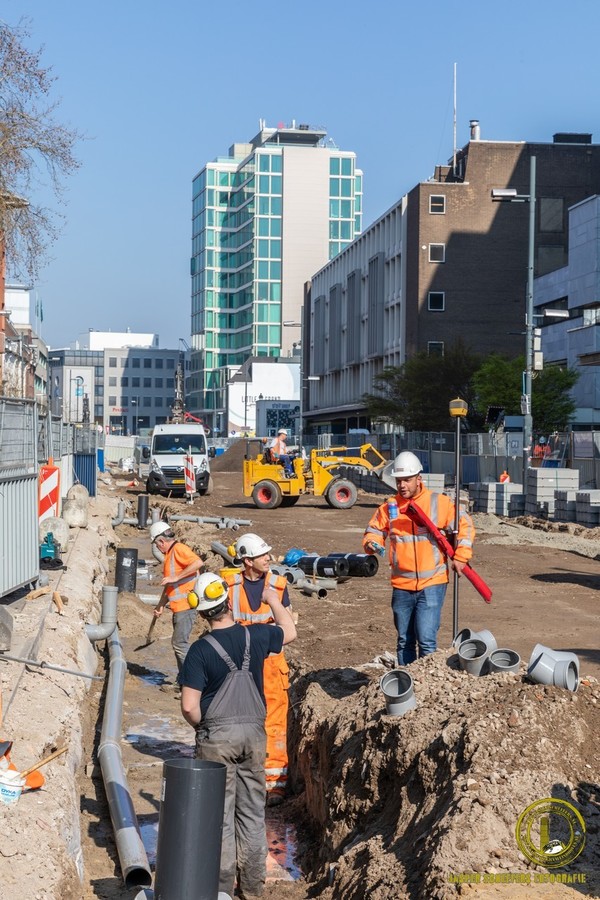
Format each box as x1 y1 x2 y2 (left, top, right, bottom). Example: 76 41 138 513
508 494 526 517
555 490 578 522
524 468 580 518
575 490 600 526
468 482 524 516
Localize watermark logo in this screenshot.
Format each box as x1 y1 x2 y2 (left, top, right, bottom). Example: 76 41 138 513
515 798 586 868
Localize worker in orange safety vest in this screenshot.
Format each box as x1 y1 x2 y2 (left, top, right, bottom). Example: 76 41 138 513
225 532 292 807
151 521 204 694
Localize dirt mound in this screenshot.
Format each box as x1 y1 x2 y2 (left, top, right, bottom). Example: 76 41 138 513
210 438 247 472
290 651 600 899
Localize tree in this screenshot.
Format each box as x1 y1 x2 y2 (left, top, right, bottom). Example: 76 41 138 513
0 19 80 278
472 354 578 432
363 340 483 431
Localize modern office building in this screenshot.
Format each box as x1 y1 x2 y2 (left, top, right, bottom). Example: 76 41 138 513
305 127 600 434
49 333 188 433
189 120 362 432
534 194 600 427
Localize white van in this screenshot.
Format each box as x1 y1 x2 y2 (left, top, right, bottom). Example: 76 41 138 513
146 423 212 496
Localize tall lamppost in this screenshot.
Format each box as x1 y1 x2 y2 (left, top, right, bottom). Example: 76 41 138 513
491 154 536 490
283 317 319 449
131 397 138 435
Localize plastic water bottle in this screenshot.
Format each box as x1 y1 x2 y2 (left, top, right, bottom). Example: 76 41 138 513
388 499 399 521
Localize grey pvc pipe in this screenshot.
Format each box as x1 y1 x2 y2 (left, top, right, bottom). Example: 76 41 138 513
170 515 252 530
86 585 118 642
299 581 328 599
99 625 152 889
154 759 226 898
296 576 337 590
151 507 161 524
111 501 126 526
211 541 236 564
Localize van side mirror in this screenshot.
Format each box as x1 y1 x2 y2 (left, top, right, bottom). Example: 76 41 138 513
208 446 216 458
142 446 150 460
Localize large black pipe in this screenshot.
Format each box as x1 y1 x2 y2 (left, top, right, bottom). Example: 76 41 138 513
295 556 350 578
326 553 379 577
154 758 226 899
137 493 149 528
115 548 138 593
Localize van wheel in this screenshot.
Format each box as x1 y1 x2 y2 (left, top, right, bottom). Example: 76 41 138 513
146 481 157 495
199 476 214 496
326 479 358 510
252 480 282 509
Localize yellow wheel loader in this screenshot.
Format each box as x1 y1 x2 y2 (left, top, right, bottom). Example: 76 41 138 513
242 440 388 510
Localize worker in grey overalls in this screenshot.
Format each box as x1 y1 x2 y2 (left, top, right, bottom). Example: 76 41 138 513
180 572 297 899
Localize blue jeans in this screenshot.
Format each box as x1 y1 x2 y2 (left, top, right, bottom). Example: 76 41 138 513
277 454 294 476
391 584 447 665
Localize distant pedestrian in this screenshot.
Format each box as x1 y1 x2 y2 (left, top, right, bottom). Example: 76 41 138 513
150 522 204 695
180 572 297 899
363 451 475 664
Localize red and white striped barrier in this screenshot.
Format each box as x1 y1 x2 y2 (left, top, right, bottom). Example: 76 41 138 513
39 462 61 522
184 454 195 497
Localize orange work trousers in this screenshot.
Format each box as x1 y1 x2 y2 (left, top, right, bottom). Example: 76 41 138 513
263 651 289 792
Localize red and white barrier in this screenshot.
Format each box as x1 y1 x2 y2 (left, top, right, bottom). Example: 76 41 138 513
184 454 195 498
39 461 61 522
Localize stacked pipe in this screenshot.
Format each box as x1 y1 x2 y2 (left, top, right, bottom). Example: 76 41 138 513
295 554 378 578
327 553 379 577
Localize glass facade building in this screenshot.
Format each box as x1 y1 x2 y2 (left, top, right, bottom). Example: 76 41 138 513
189 122 362 428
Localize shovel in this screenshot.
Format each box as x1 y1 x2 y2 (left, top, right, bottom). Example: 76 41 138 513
134 616 157 651
20 745 68 779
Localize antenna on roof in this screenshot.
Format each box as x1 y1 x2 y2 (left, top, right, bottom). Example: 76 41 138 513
452 63 457 178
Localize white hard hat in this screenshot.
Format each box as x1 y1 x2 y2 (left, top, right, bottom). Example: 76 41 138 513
390 451 423 478
150 521 172 543
233 533 272 561
191 572 229 616
277 428 288 435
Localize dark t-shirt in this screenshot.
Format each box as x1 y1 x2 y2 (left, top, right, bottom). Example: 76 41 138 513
243 574 290 611
180 622 284 718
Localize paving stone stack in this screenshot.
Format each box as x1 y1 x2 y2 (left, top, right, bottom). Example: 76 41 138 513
554 490 578 522
524 468 580 518
468 481 524 516
575 490 600 526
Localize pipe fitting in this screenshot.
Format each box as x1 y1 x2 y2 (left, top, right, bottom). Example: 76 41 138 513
86 586 118 642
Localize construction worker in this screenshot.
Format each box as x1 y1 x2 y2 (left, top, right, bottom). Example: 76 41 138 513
363 451 475 665
225 532 292 807
533 436 551 458
150 521 204 693
270 428 295 477
180 572 296 899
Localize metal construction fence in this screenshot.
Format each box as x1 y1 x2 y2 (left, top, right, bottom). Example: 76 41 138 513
305 430 600 489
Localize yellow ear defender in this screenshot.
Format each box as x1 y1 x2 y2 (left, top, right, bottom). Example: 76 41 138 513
205 580 227 601
188 591 199 608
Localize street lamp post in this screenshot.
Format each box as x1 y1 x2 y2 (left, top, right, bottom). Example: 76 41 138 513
131 397 138 435
491 154 536 491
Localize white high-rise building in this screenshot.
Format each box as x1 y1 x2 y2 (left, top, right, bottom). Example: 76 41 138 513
189 120 362 431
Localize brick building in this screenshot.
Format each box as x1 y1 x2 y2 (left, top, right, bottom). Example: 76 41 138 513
306 128 600 434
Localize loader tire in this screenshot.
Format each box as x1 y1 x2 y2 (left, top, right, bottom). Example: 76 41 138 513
252 480 283 509
326 478 358 510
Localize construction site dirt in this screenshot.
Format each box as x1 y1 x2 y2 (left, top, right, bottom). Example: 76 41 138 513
1 450 599 900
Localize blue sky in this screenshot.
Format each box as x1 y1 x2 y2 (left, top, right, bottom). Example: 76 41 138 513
5 0 600 349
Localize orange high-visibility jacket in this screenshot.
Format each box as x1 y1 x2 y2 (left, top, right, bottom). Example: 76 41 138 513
163 542 201 613
225 570 290 790
363 484 475 591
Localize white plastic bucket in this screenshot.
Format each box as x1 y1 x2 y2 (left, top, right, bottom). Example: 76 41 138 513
0 771 25 806
380 669 417 716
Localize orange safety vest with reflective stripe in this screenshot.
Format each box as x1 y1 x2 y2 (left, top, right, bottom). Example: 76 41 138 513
225 571 288 624
271 436 287 459
363 484 475 591
225 570 290 790
163 542 200 613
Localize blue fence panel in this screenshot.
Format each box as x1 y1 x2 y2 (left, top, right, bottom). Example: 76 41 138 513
462 455 480 485
74 453 97 497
